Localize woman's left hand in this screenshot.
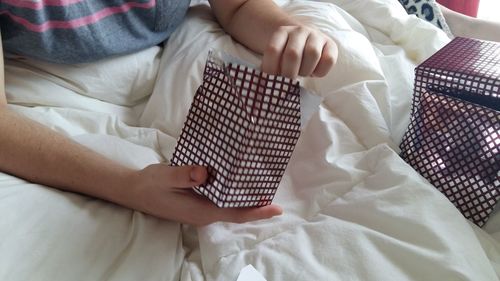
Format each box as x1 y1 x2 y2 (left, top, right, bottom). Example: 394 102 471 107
261 25 338 79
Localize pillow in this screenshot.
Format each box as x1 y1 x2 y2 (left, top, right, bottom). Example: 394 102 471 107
398 0 453 37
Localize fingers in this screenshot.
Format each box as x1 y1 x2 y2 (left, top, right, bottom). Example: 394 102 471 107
222 204 283 224
137 164 282 226
262 27 288 75
262 25 338 79
175 191 283 226
162 165 208 188
280 27 308 79
299 32 324 77
312 40 338 77
191 200 284 226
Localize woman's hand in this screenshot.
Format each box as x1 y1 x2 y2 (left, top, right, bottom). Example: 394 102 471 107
0 107 281 227
262 25 338 79
209 0 338 79
125 164 283 226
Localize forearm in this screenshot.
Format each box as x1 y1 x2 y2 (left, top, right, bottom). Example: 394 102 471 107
209 0 299 54
0 108 137 205
0 31 136 204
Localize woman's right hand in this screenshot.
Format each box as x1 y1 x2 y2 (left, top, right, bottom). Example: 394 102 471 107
124 164 283 226
0 32 281 227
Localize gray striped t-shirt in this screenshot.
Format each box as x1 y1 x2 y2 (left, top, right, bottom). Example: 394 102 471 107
0 0 190 64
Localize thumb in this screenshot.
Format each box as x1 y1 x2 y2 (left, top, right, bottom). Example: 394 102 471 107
162 165 208 188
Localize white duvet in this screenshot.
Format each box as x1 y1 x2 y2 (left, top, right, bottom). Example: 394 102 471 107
1 0 499 280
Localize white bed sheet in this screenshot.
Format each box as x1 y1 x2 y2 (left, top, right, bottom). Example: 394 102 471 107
1 0 499 280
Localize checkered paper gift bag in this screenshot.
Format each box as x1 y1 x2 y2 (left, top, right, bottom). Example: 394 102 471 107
400 37 499 227
171 52 301 208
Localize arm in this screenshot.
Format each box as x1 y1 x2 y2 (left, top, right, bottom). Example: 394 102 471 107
0 34 281 226
439 4 500 42
209 0 338 78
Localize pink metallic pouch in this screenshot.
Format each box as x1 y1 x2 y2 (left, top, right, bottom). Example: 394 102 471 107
400 37 500 227
171 52 301 208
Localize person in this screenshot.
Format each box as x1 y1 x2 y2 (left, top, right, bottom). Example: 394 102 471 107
0 0 338 226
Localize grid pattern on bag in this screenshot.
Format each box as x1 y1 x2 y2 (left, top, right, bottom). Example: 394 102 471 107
401 37 500 227
400 91 499 226
413 37 500 114
171 54 301 208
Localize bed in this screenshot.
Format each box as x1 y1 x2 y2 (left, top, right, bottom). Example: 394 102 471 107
1 0 499 280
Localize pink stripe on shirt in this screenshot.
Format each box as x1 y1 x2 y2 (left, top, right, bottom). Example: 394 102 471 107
2 0 85 10
0 0 156 32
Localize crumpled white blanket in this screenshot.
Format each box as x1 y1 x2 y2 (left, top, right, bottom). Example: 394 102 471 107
0 0 498 280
